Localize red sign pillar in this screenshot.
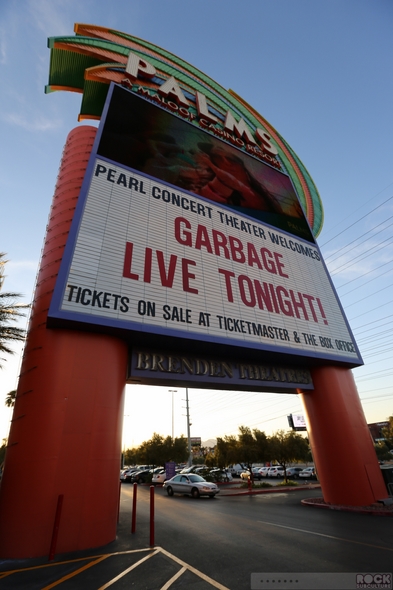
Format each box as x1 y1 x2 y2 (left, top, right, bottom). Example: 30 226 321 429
0 126 128 558
299 366 387 506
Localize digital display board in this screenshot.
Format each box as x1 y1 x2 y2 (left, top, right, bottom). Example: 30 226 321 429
97 85 315 243
48 84 363 368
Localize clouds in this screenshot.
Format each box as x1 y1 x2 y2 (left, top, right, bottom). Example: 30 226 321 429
27 0 76 36
2 111 61 132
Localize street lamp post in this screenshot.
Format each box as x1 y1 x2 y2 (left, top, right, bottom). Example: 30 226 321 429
168 390 177 440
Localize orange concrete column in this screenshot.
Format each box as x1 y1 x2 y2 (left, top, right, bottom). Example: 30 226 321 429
0 126 128 558
298 366 387 506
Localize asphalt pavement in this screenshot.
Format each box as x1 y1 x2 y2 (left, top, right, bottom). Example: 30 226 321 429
0 480 392 590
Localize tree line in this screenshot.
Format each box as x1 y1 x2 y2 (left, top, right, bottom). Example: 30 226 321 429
374 416 393 461
209 426 311 478
122 420 393 481
123 433 190 467
122 426 312 477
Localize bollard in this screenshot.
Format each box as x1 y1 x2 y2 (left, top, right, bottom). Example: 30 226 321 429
150 485 155 547
48 494 64 561
117 481 121 523
131 482 137 533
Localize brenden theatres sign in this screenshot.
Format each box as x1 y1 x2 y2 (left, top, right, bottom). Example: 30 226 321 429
129 349 313 393
48 84 362 373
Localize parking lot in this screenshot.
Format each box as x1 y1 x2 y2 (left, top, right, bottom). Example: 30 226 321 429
1 481 392 589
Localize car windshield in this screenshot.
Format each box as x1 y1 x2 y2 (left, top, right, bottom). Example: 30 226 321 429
188 475 205 483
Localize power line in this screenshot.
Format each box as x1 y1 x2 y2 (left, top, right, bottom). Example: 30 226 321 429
323 216 393 264
329 235 393 276
319 194 393 248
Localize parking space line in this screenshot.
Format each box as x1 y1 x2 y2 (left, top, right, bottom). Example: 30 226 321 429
98 549 160 589
257 520 393 552
0 546 229 589
0 554 108 580
42 555 110 589
160 565 187 589
157 546 230 589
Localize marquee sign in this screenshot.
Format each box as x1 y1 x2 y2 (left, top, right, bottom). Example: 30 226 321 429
48 84 362 369
46 23 324 238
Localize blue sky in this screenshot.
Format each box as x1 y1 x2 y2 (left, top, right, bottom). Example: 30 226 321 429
1 0 392 448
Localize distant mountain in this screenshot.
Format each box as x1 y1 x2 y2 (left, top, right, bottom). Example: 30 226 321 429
202 438 217 448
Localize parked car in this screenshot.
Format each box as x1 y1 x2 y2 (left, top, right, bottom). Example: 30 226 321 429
163 474 220 498
194 466 210 476
284 467 304 479
152 469 167 485
267 466 285 478
130 468 161 484
120 467 140 483
298 466 317 479
258 467 270 478
209 469 233 482
129 470 148 484
227 464 246 477
251 467 267 480
180 465 204 474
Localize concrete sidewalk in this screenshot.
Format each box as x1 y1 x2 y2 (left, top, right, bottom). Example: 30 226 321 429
216 480 321 496
215 481 393 516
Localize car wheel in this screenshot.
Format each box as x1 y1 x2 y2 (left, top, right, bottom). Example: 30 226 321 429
166 486 174 497
191 487 200 499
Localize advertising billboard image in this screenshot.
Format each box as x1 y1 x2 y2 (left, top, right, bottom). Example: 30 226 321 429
97 85 314 242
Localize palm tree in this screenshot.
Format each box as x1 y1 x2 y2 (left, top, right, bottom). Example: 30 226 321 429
5 390 16 407
0 253 30 369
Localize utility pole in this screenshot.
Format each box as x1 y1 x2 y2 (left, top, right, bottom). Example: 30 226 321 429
186 388 192 466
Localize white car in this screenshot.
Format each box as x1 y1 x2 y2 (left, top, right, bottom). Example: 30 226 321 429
267 466 285 478
227 464 246 477
163 474 220 498
152 469 167 485
298 467 317 479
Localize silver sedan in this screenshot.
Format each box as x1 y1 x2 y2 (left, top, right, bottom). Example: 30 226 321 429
163 474 220 498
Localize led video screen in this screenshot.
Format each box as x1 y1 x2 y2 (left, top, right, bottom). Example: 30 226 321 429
97 85 315 242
